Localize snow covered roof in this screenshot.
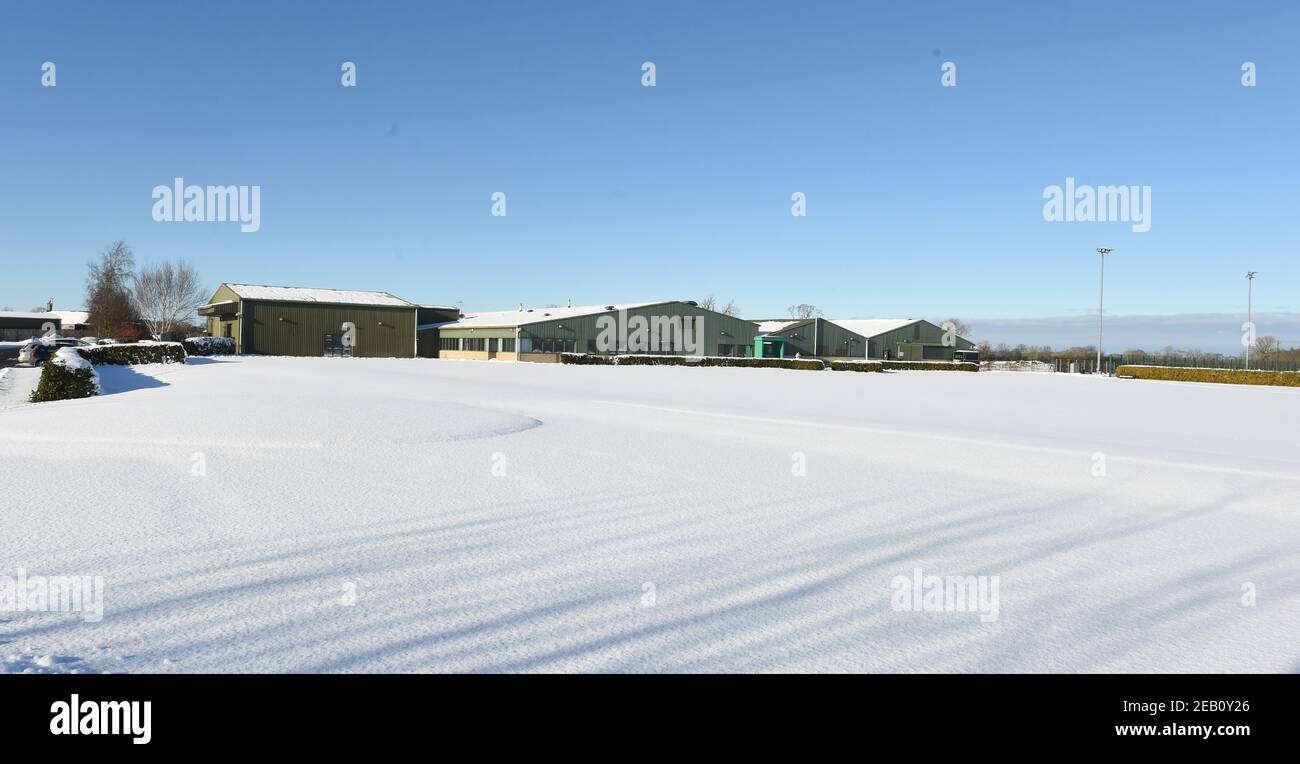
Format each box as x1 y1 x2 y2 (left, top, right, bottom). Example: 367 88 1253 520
436 302 663 329
224 284 413 307
754 319 812 334
46 310 90 325
0 311 61 321
828 318 920 338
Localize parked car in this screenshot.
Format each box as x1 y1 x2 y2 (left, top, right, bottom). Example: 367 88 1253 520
16 337 88 366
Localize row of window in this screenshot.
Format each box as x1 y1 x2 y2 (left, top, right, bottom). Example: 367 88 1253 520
436 334 761 357
439 336 517 353
521 337 577 354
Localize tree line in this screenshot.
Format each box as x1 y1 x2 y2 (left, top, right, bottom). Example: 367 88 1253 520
84 241 208 341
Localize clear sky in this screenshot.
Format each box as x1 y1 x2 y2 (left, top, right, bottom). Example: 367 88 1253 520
1 1 1296 345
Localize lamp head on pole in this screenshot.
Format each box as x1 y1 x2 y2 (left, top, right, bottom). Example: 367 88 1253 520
1247 271 1257 281
1096 247 1114 256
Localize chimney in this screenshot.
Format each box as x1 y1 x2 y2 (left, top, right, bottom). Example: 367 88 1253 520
567 298 572 308
518 302 523 311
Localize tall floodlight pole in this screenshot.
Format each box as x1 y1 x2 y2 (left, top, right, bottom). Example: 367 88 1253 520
1246 271 1257 368
1096 248 1113 374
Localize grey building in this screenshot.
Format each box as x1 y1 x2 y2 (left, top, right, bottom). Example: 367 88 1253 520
752 318 871 359
0 312 60 343
434 300 760 362
828 319 977 361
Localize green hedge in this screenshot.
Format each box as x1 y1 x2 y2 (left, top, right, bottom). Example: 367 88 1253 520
880 360 978 372
614 355 692 366
1116 365 1300 387
81 343 187 365
182 336 235 356
828 361 884 373
557 354 978 373
697 357 825 370
29 352 100 402
558 353 615 365
559 354 825 370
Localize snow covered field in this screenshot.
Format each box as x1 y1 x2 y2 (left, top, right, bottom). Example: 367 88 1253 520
2 356 1298 673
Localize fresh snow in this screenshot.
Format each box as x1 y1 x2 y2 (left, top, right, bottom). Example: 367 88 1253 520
2 357 1298 673
223 284 413 307
0 367 39 410
437 302 661 329
827 318 919 337
755 319 810 334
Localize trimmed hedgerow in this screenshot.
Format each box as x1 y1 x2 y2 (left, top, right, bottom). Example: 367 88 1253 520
558 354 826 370
182 336 235 356
828 361 884 373
614 355 692 366
1116 365 1300 387
559 353 616 365
29 349 100 402
880 360 978 372
81 342 187 365
697 357 825 371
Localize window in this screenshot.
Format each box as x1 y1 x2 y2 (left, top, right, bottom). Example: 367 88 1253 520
521 337 533 353
439 337 460 351
462 337 486 352
488 338 499 353
718 344 732 357
501 338 516 353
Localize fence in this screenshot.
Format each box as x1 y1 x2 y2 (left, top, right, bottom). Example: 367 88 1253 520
1110 354 1300 372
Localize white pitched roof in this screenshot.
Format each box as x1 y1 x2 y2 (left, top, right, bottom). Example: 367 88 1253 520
0 311 59 321
828 318 919 338
436 302 663 329
225 284 412 307
755 319 810 334
47 310 90 325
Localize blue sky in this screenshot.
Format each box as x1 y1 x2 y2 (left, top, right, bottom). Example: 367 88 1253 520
1 1 1296 348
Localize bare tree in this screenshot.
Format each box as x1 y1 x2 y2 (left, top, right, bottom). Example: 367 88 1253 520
787 303 823 319
940 318 971 336
85 241 137 338
1253 335 1279 364
698 294 741 316
133 260 207 339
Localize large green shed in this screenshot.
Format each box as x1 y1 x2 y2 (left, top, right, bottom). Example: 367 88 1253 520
198 283 419 358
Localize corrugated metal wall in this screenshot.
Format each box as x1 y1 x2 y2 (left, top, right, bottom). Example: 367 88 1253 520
763 319 869 358
438 302 759 356
245 301 417 358
869 320 975 359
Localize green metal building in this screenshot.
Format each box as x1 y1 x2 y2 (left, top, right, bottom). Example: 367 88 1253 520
433 300 760 362
828 319 977 360
198 284 419 358
751 318 872 358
